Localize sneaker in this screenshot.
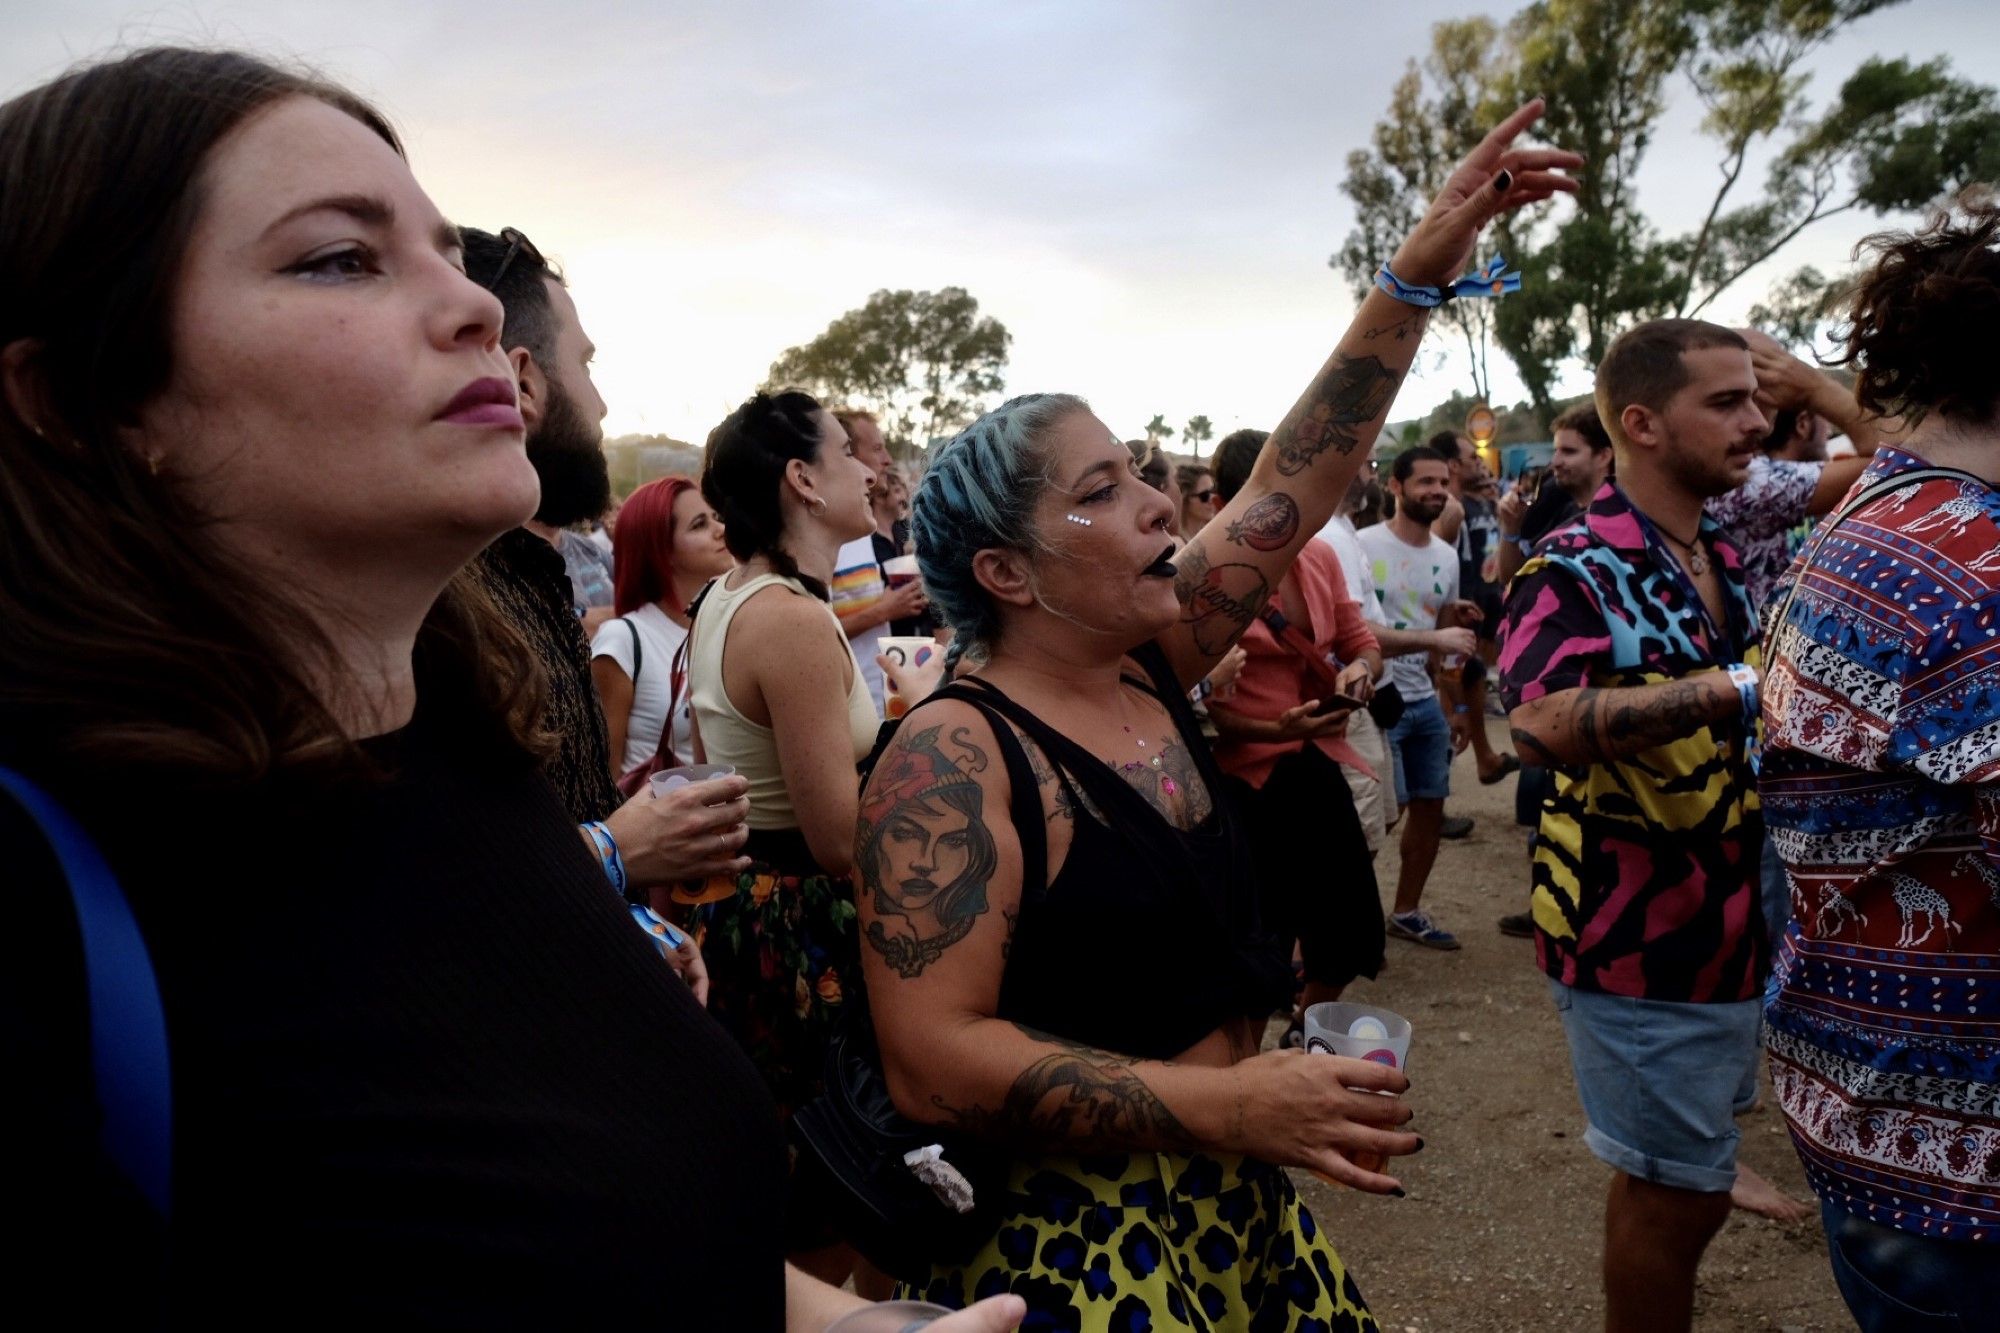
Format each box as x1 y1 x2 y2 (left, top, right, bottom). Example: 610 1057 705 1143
1497 911 1535 939
1440 814 1475 839
1387 910 1462 951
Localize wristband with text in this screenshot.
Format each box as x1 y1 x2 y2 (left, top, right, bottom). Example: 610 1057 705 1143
1375 254 1523 308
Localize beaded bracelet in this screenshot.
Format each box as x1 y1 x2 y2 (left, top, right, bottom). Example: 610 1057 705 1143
1375 254 1523 308
581 819 629 900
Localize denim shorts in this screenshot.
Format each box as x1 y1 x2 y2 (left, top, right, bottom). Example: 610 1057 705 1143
1548 978 1762 1194
1384 693 1452 804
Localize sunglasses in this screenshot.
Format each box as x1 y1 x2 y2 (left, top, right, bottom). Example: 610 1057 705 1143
480 226 545 291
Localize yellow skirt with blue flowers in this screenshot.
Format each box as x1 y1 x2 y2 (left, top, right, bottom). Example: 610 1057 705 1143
896 1148 1377 1332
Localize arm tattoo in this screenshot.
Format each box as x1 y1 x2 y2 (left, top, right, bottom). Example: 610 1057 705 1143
935 1023 1196 1152
1359 308 1429 343
1177 552 1273 657
1572 680 1723 764
1270 354 1401 476
858 723 999 979
1015 725 1083 823
1224 492 1301 552
1509 726 1562 767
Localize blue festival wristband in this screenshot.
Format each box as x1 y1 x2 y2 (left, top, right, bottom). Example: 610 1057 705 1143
582 820 629 900
1375 255 1523 308
627 903 688 955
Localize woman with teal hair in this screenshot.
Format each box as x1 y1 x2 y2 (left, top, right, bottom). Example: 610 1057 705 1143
850 103 1580 1326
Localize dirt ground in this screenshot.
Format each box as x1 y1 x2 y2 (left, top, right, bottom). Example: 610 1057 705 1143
1283 716 1853 1333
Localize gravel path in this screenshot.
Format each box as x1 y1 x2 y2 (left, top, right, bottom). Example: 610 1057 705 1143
1284 718 1852 1332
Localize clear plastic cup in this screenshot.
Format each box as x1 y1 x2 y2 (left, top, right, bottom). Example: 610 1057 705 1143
882 554 921 589
823 1301 952 1332
1302 1000 1412 1179
647 762 737 799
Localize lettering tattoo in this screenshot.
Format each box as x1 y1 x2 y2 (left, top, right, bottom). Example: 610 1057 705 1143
858 723 999 979
1224 492 1301 552
1271 355 1402 476
935 1023 1196 1152
1176 546 1273 657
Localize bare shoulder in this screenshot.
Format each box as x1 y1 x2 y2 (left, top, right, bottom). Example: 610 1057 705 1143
857 695 1021 982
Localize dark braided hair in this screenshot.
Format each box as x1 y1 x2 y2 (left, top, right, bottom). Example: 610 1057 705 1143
701 390 834 601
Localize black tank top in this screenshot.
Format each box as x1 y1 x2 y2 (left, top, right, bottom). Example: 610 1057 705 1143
915 643 1291 1059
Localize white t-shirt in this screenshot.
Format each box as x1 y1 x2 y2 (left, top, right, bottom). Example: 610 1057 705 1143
829 536 888 710
590 603 694 774
1356 524 1458 702
1317 514 1389 686
1315 515 1382 624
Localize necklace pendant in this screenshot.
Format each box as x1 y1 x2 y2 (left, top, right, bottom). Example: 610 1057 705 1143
1691 550 1708 576
1150 756 1163 769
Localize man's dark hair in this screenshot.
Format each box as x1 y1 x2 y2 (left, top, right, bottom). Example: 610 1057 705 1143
1427 430 1468 459
1594 318 1748 445
1760 407 1802 453
1392 444 1451 483
461 227 566 368
1210 428 1268 502
1551 402 1613 454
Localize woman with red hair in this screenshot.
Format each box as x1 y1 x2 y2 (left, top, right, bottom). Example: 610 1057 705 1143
591 476 735 778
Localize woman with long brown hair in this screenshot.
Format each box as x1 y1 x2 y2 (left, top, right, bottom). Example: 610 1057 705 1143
0 46 1018 1331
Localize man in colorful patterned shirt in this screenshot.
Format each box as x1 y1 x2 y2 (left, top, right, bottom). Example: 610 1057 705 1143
1760 207 2000 1328
1499 319 1776 1333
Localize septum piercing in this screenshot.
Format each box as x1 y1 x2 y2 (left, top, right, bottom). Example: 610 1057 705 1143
1065 514 1093 526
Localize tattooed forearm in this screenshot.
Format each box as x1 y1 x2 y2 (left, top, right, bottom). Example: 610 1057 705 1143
858 723 1000 979
935 1023 1197 1152
1526 678 1733 766
1359 308 1430 343
1270 354 1402 476
1224 492 1300 552
1508 726 1562 767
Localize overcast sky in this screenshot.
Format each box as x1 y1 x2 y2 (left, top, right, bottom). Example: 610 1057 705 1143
11 1 2000 443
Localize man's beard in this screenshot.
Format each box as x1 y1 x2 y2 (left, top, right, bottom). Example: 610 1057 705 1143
1403 497 1446 525
528 381 611 527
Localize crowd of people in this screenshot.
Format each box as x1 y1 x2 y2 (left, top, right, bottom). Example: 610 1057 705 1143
2 42 1995 1333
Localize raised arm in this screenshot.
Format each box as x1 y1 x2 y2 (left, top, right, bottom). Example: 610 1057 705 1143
1158 100 1581 686
854 699 1418 1190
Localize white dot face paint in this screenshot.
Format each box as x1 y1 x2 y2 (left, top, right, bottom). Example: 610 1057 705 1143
1065 514 1092 526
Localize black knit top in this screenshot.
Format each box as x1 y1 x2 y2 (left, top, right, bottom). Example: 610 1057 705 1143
2 696 786 1327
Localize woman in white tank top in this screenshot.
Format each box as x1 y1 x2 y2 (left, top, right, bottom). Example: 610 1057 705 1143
677 390 889 1281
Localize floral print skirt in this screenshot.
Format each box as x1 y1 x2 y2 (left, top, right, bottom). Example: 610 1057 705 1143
678 859 859 1122
897 1149 1377 1332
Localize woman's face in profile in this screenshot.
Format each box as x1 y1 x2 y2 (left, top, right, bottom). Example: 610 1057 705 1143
135 95 539 580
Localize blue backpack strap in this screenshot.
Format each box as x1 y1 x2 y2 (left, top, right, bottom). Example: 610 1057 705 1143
0 767 171 1215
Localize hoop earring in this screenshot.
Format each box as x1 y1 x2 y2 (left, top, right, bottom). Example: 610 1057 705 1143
809 496 829 518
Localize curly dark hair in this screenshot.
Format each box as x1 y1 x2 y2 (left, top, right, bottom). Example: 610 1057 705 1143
1834 199 2000 426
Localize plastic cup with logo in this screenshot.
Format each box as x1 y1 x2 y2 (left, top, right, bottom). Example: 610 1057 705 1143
881 553 921 590
648 762 737 799
823 1301 953 1332
879 636 941 720
1302 1000 1412 1179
